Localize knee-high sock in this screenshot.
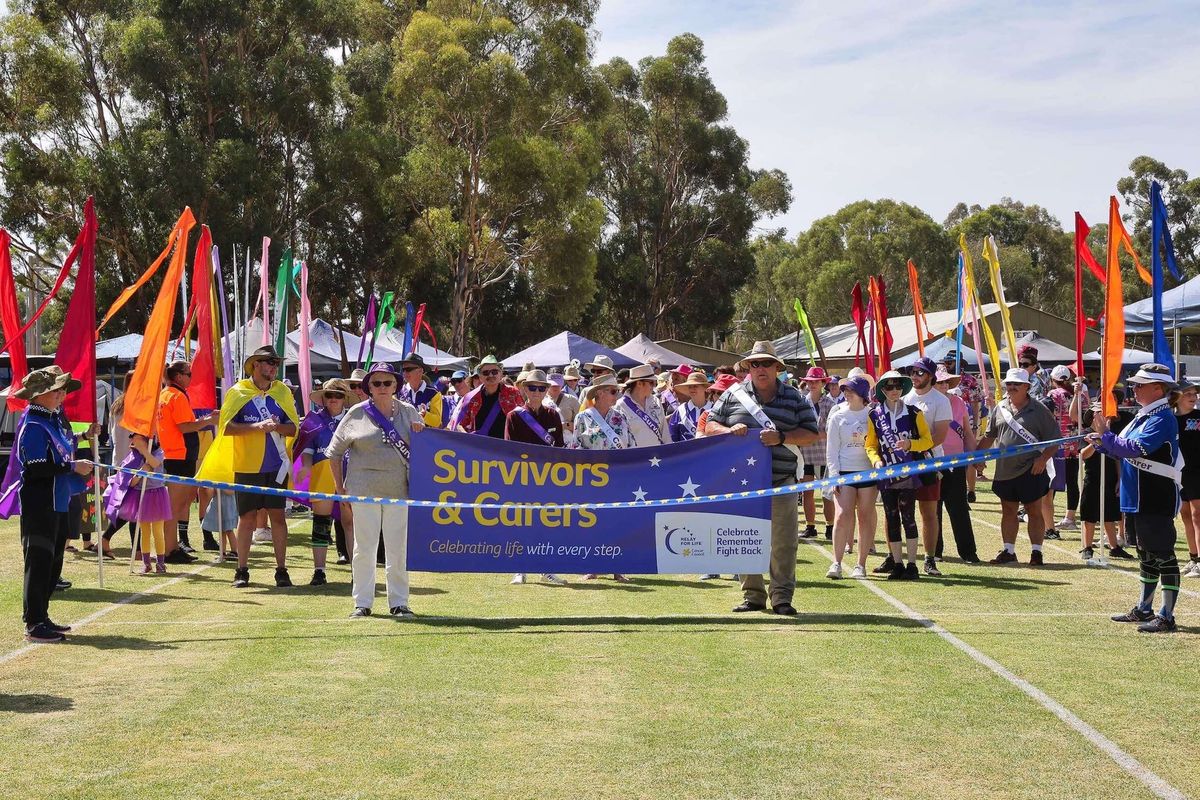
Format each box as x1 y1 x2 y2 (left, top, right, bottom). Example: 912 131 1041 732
1138 548 1158 610
177 520 191 547
1155 551 1181 619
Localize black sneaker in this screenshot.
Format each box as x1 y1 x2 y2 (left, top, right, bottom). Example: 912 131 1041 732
824 526 834 541
732 600 767 613
886 562 906 581
232 567 250 588
1137 614 1177 633
904 562 920 580
873 555 896 574
165 549 195 564
1111 607 1154 623
349 607 372 618
966 491 976 503
1044 529 1061 541
45 619 72 633
390 606 416 617
1109 546 1135 560
309 569 327 586
25 623 65 643
799 525 819 539
772 602 798 616
923 557 942 577
179 541 197 554
1080 547 1094 560
275 567 293 588
989 550 1018 564
202 532 220 551
53 579 72 592
1029 550 1044 566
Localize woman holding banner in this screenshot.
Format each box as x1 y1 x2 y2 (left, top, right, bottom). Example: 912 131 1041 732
327 364 424 618
574 373 632 582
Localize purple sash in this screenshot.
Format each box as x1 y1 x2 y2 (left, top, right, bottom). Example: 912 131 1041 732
449 385 505 435
621 395 662 440
516 407 555 446
869 405 914 467
364 401 411 462
949 419 966 440
448 385 481 429
475 392 505 436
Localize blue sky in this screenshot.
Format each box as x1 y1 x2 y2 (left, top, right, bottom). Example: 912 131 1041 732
592 0 1200 235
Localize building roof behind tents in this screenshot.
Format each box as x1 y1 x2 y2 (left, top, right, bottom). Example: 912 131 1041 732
655 339 742 369
615 334 710 368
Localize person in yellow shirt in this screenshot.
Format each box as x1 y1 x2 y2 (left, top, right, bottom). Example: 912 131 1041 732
398 352 443 429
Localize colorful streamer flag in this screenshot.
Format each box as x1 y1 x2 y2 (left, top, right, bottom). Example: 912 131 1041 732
402 301 415 355
959 234 1004 404
355 294 377 368
273 248 292 357
213 246 234 395
1101 197 1129 418
867 276 893 373
367 290 396 365
185 226 218 411
792 298 818 367
0 229 30 411
259 237 271 345
298 260 313 412
411 302 440 354
906 259 930 356
122 208 197 437
850 282 867 369
980 235 1019 362
1073 213 1105 377
53 197 99 423
1150 180 1183 373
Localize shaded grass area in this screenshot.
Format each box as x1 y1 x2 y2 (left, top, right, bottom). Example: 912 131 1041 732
0 493 1196 800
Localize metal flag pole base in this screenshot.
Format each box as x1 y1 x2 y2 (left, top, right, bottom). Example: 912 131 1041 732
1086 554 1109 567
93 433 105 588
213 490 228 564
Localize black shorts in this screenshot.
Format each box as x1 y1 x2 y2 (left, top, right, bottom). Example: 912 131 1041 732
803 463 827 479
163 459 197 477
234 472 288 516
1182 472 1200 503
1125 514 1176 553
992 471 1050 504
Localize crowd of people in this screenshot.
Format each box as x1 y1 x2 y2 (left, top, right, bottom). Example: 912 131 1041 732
5 336 1194 642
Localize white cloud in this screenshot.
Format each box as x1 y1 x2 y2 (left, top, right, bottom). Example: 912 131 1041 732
593 0 1200 235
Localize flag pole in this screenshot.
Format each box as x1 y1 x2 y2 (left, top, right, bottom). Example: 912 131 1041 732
93 430 104 587
1090 313 1108 567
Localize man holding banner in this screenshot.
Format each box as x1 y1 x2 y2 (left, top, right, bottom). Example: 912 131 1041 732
1092 364 1183 633
706 341 818 616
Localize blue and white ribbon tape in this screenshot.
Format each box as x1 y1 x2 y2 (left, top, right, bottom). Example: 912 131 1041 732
105 435 1082 512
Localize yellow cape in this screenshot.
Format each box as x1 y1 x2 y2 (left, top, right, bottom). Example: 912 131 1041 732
196 379 301 485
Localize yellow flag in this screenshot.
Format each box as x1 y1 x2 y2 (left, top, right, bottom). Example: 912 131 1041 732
959 233 1005 405
980 235 1020 361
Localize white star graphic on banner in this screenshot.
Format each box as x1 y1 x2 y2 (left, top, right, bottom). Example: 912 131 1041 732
746 457 757 466
648 456 662 467
730 467 737 473
632 487 648 502
678 477 700 497
740 479 748 486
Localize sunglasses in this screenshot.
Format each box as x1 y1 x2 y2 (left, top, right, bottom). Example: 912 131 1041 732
401 365 422 373
600 388 619 395
1004 382 1026 388
525 385 548 392
881 382 902 391
911 369 929 377
255 358 281 368
323 391 345 399
480 369 501 377
452 378 466 383
348 382 361 389
370 380 396 388
747 360 776 369
1019 361 1035 368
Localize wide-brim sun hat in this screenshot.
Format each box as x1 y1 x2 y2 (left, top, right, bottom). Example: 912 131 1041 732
801 366 831 382
709 374 739 394
518 368 550 387
844 366 876 391
585 354 616 373
623 364 656 386
13 365 82 400
1127 363 1177 386
679 370 711 388
738 341 786 370
841 376 872 403
580 372 621 403
312 378 352 405
243 345 282 377
934 368 962 389
873 370 913 403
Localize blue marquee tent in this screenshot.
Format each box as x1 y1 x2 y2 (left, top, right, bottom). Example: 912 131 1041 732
501 331 638 371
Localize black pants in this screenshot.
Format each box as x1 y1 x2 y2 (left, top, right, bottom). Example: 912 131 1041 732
936 466 978 560
1062 456 1080 512
21 495 69 628
881 488 918 543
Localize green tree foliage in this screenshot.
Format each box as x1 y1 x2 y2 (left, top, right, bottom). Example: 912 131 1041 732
771 200 955 328
593 34 790 342
1117 154 1200 278
730 231 796 350
385 0 606 353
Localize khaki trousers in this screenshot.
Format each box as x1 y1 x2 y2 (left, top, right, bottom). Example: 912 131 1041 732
741 494 799 606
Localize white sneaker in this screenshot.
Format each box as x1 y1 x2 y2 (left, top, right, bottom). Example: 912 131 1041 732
826 562 842 579
1183 561 1200 577
850 565 866 579
1057 517 1080 531
510 573 526 584
541 574 566 585
251 527 272 544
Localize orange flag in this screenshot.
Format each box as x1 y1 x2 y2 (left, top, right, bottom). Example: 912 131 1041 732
98 208 196 337
1101 197 1127 418
906 259 930 355
121 208 197 437
1108 196 1150 287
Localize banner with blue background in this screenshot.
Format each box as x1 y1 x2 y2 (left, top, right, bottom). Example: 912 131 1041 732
408 429 773 574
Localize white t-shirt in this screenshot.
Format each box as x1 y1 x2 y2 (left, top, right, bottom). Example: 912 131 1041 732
825 404 873 477
903 387 952 457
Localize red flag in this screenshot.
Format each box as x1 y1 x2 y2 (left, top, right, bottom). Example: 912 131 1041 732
0 229 30 412
850 282 867 367
1073 212 1106 377
54 197 99 423
411 303 427 347
187 226 218 410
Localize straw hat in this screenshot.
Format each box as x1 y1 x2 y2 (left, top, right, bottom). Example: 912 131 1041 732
623 364 656 386
585 354 616 373
581 373 621 403
679 370 711 388
563 364 582 381
312 378 352 406
517 369 550 387
738 341 785 370
243 345 282 377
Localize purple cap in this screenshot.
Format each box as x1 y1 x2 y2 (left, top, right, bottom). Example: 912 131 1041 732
842 376 872 402
364 362 398 381
548 373 565 387
909 357 938 376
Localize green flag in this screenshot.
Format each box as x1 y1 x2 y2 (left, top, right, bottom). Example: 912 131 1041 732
793 298 818 367
366 290 395 365
273 248 292 356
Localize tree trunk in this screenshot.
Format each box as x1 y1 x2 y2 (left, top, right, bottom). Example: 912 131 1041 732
449 249 471 354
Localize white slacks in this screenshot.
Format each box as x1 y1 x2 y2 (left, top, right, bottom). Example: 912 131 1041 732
350 502 409 610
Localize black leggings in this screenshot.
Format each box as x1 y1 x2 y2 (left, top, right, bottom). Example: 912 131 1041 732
882 488 918 543
1062 456 1080 512
102 518 138 548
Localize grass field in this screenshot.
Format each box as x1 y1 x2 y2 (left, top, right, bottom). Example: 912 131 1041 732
1 485 1197 800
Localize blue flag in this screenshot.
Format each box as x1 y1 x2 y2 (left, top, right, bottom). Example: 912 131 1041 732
408 429 773 574
1151 180 1183 373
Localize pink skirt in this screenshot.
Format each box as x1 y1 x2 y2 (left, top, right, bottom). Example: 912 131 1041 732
116 486 173 523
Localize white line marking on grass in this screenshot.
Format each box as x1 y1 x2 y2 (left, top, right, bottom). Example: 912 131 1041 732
806 542 1188 800
0 562 215 667
974 517 1200 600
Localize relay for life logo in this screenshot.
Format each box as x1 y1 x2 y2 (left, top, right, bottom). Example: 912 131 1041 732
654 511 769 574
